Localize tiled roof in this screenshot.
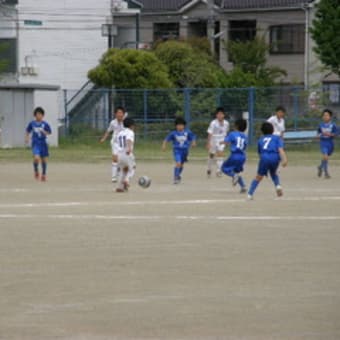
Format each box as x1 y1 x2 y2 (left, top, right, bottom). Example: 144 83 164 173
136 0 309 11
221 0 309 10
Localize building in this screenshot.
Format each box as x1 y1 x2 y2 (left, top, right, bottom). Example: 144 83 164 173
113 0 324 86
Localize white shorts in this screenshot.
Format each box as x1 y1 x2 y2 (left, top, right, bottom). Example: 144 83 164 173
209 137 225 154
117 152 134 171
111 140 119 156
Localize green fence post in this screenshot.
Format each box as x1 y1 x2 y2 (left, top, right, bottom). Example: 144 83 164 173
248 87 255 145
184 88 191 126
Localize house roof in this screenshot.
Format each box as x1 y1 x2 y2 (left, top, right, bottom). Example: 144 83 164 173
221 0 309 10
135 0 310 11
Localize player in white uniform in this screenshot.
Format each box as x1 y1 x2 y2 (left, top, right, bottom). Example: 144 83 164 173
267 106 286 138
206 107 230 177
99 106 126 182
115 118 135 192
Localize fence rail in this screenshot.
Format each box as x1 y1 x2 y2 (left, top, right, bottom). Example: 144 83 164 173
62 85 340 144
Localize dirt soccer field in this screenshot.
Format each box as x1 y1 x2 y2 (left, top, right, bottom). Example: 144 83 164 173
0 160 340 340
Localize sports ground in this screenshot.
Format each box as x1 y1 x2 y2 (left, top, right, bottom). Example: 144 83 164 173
1 155 340 339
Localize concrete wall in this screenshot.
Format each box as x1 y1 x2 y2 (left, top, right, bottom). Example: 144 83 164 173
0 87 59 148
16 0 111 90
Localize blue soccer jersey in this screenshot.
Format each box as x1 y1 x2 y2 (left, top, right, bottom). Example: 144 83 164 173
318 122 337 141
165 129 196 150
225 131 247 154
258 134 283 158
26 120 52 145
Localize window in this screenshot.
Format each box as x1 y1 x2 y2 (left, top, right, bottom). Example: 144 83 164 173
0 39 17 73
270 25 305 54
229 20 256 42
153 23 179 41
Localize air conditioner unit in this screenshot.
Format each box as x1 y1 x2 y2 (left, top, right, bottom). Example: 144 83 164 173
28 67 38 75
21 66 28 75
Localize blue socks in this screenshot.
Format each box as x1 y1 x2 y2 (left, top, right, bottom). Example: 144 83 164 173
174 167 181 179
33 162 39 173
270 173 280 187
248 179 259 196
321 159 328 173
42 162 47 176
238 176 246 189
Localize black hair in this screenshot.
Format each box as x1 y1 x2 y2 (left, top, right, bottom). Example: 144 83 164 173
215 107 225 115
123 117 135 128
323 109 333 117
261 122 274 135
115 106 125 113
275 105 286 113
235 118 247 132
33 107 45 116
175 116 186 126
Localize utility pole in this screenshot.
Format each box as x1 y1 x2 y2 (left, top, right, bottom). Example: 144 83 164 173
207 0 215 56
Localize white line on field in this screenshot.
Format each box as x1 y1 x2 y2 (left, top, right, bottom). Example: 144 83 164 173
1 196 340 209
1 214 340 221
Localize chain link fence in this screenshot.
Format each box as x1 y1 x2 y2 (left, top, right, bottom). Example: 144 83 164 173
62 85 340 145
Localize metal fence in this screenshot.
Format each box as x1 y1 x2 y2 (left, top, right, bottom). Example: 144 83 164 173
62 85 340 144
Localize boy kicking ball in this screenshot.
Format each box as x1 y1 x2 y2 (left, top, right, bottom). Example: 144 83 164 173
220 119 248 193
25 107 52 182
115 118 135 193
317 109 338 179
162 117 196 184
248 122 288 200
206 107 230 177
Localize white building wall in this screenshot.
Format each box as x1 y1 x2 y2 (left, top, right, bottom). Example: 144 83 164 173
17 0 111 90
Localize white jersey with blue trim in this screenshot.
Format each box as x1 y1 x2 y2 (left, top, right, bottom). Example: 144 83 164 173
207 119 230 139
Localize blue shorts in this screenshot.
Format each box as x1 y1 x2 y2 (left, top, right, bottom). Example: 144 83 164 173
222 153 246 175
32 143 49 158
257 156 280 177
320 141 334 156
173 149 188 164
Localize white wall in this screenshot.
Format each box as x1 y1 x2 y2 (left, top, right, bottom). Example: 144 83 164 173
17 0 111 90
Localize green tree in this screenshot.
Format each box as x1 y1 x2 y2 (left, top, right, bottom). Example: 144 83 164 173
88 48 173 89
225 36 287 86
311 0 340 77
154 40 225 88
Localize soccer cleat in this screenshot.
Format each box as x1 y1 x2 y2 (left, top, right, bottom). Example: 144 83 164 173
123 180 130 191
240 187 247 194
232 174 239 186
207 170 211 178
216 171 223 177
174 177 181 184
325 173 331 179
317 166 322 178
41 175 46 182
34 172 40 180
247 194 253 200
116 188 125 193
112 176 117 183
276 185 283 197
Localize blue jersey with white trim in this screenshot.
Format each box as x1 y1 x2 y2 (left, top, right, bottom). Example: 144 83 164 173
318 122 337 142
225 131 247 154
165 129 196 150
26 120 52 145
258 134 283 157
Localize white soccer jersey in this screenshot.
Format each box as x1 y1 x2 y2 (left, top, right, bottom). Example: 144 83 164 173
207 119 230 139
116 128 135 154
267 115 285 137
107 119 125 145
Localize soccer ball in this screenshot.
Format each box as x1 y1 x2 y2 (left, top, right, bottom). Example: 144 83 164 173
138 175 151 188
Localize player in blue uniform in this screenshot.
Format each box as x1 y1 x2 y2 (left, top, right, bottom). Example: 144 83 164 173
317 109 338 179
221 119 248 193
162 117 196 184
248 122 288 200
25 107 52 181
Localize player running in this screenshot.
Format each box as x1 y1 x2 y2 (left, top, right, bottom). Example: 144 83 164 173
162 117 196 184
248 122 288 200
206 107 230 177
115 118 136 193
317 109 338 179
25 107 52 182
99 106 127 182
221 119 248 193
